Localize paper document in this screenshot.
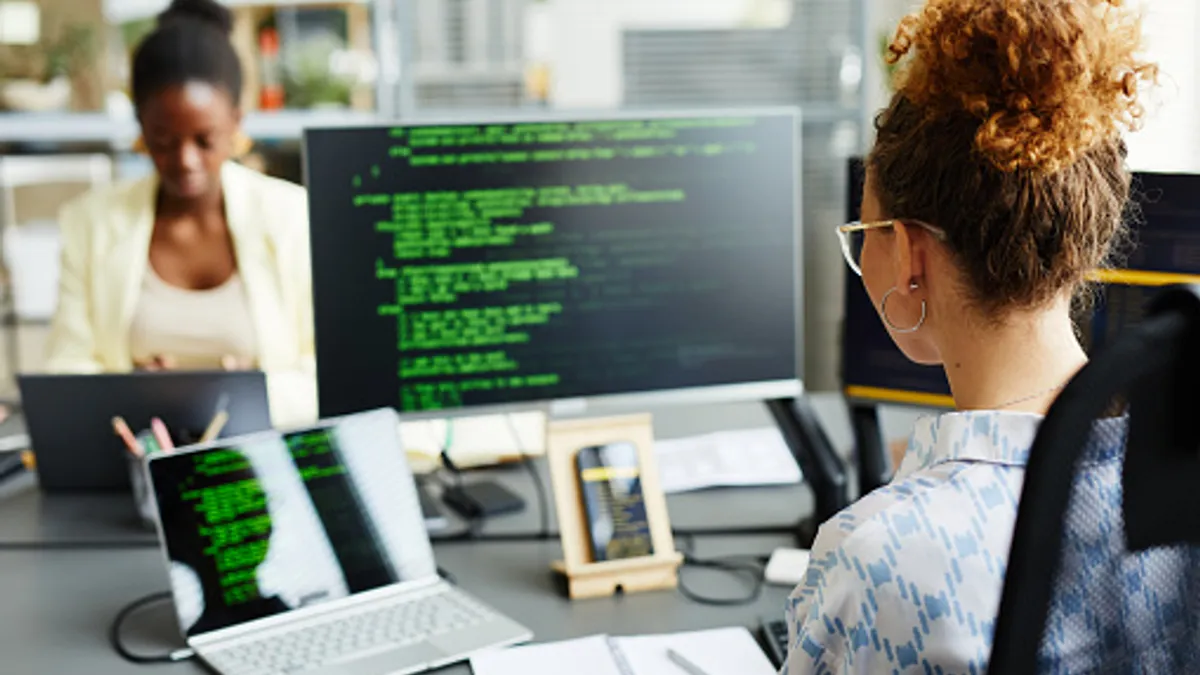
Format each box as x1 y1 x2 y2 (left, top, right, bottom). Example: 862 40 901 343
616 627 777 675
470 627 775 675
0 434 29 453
470 635 624 675
399 411 546 474
655 427 801 494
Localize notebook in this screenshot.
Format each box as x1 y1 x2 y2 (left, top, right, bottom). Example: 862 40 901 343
469 627 776 675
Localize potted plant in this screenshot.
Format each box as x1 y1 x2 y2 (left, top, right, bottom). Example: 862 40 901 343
0 22 96 112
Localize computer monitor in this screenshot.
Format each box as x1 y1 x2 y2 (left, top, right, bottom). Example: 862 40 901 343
841 158 953 408
841 161 1200 410
1088 172 1200 349
304 111 802 418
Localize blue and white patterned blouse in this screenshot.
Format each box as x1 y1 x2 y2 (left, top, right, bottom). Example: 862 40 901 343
784 410 1200 674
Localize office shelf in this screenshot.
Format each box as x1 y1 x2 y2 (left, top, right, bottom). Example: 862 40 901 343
103 0 371 24
0 110 378 147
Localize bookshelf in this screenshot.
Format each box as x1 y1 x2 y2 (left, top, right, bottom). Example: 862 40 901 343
102 0 372 25
0 109 376 146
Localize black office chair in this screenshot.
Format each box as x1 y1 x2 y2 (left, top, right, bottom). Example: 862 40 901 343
989 285 1200 673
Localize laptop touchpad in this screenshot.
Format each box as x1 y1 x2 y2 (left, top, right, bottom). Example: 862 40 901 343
304 641 442 675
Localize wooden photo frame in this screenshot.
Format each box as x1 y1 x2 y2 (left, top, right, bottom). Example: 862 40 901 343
547 414 683 599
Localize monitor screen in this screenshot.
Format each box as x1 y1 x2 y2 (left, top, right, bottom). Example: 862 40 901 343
1089 172 1200 348
148 410 437 637
840 158 952 406
840 160 1200 408
305 113 800 416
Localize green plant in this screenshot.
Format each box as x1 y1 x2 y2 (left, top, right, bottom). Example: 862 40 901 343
281 36 354 108
879 31 899 90
42 23 97 83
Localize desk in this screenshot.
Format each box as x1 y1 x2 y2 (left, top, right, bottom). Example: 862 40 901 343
0 400 843 547
0 535 794 674
0 396 921 672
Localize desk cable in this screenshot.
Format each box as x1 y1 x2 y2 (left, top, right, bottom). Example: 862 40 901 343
675 533 770 607
431 414 552 543
503 413 551 541
108 591 195 664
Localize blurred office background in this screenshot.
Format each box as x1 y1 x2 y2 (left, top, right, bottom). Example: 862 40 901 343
0 0 1196 398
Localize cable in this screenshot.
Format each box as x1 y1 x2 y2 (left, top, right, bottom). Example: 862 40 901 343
0 538 158 550
674 533 770 606
504 413 551 541
678 552 767 606
109 591 195 664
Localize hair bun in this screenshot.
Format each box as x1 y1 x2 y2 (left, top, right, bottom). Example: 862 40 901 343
159 0 234 36
887 0 1156 174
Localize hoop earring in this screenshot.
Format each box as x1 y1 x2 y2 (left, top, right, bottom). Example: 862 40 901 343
132 136 148 155
233 131 254 158
881 284 926 334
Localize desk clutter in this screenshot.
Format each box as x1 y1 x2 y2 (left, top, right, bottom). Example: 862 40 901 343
655 427 802 495
470 627 777 675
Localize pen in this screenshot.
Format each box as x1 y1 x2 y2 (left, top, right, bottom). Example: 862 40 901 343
666 649 712 675
112 416 144 457
200 394 231 443
200 410 228 443
150 417 175 452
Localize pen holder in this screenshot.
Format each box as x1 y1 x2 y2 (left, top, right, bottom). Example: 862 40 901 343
126 453 157 528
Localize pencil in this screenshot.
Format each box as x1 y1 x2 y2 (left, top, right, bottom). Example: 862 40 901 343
112 416 143 457
150 417 175 452
200 410 229 443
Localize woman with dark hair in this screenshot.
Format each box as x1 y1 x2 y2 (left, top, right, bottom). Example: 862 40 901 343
46 0 315 427
784 1 1183 673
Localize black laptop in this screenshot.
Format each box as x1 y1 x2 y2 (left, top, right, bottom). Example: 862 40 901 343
17 371 272 492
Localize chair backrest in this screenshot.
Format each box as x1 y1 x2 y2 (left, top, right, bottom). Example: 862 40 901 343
989 285 1200 674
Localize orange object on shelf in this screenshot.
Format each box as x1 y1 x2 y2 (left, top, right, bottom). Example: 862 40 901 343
258 26 285 110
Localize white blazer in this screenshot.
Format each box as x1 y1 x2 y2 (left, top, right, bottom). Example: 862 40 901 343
44 161 317 428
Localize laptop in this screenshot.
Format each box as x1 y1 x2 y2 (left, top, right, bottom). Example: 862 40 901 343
146 407 532 675
18 371 272 492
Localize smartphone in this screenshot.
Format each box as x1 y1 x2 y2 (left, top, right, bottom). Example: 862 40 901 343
576 442 654 562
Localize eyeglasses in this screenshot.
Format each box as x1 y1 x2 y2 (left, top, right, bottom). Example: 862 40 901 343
837 220 947 276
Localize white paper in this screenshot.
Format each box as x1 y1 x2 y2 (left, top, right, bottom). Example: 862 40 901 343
655 427 801 494
399 411 546 473
0 434 29 453
470 635 623 675
614 627 777 675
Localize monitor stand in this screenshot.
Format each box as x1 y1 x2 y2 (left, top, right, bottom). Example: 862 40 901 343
765 397 850 548
849 402 892 497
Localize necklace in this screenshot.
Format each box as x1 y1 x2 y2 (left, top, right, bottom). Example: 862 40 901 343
990 382 1069 410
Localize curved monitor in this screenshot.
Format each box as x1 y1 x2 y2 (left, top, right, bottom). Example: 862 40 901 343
304 111 802 418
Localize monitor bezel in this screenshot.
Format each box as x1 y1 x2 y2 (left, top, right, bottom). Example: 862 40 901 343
301 107 805 421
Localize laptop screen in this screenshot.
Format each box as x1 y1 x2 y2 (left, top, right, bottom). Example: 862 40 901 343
148 409 438 637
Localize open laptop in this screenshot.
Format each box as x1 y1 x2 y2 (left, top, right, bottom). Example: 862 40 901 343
18 371 272 492
146 407 532 675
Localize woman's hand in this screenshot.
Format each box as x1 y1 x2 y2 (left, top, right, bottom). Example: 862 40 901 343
134 355 254 371
134 354 177 371
220 355 255 371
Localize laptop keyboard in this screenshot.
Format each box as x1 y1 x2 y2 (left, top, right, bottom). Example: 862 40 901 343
204 586 495 675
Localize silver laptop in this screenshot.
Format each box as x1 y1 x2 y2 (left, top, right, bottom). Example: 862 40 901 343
146 408 532 675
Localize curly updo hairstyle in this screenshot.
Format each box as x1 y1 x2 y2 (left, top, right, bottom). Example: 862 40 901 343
869 0 1157 315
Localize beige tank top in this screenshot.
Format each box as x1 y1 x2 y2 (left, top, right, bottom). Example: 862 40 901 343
129 266 258 370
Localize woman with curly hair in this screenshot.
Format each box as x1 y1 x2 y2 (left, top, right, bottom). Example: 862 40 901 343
784 0 1179 672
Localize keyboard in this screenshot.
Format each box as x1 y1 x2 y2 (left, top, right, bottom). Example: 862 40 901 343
760 616 789 668
205 586 493 675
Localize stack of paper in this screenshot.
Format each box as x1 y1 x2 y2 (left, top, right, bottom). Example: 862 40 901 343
470 627 776 675
399 411 546 474
654 427 801 494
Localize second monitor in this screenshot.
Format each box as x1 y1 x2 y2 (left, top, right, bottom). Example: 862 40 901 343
305 112 802 417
